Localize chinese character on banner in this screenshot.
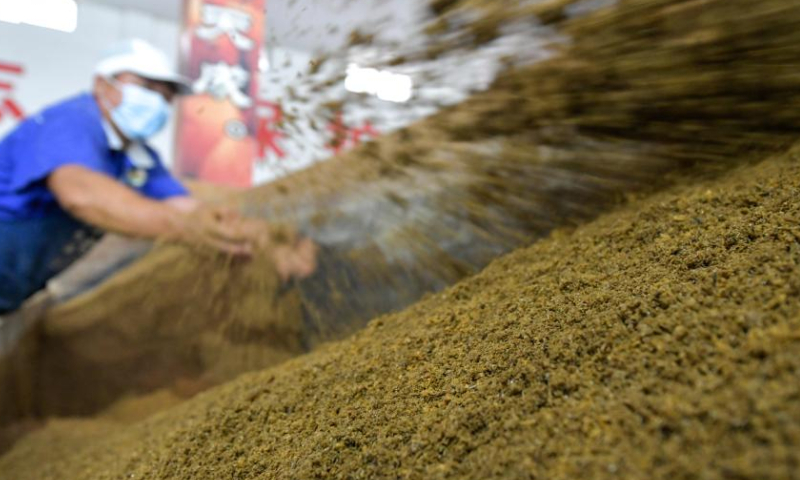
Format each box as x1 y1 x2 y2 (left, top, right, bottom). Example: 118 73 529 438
196 4 255 51
351 121 380 144
193 61 253 108
0 62 25 124
256 100 286 161
175 0 265 188
326 111 380 155
326 112 349 156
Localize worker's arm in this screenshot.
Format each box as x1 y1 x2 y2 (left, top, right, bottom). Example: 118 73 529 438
47 165 251 255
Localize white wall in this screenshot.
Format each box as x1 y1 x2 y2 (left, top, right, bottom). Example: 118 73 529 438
0 1 180 164
254 45 427 184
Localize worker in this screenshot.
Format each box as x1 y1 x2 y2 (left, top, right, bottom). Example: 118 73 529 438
0 39 315 314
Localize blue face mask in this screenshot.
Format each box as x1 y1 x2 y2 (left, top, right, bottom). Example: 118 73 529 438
109 82 170 141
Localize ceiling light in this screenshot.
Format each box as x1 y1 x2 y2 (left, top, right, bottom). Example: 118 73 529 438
345 63 413 103
0 0 78 33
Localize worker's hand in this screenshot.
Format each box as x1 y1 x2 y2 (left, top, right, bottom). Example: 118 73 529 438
175 209 318 280
272 237 318 282
175 207 254 257
234 217 319 281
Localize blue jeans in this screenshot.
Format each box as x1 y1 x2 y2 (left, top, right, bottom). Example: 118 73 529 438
0 211 100 313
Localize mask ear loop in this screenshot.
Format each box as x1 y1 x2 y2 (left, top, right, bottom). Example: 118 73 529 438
98 75 122 114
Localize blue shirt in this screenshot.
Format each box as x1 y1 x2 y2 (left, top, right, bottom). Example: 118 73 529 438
0 92 188 221
0 93 189 313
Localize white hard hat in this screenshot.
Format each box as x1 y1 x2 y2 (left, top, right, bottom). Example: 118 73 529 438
95 39 192 95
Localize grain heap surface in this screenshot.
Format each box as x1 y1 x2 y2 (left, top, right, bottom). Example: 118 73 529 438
4 0 800 471
0 246 304 423
2 140 798 480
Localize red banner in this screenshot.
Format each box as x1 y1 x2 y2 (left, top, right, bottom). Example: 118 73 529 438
175 0 265 188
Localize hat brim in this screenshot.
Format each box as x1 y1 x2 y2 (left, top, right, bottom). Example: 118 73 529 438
140 72 194 95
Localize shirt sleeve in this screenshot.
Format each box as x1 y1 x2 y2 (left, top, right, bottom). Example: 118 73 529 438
140 150 190 200
10 109 108 191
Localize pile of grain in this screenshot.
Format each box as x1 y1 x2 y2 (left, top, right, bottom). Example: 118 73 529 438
4 0 800 470
3 133 799 480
